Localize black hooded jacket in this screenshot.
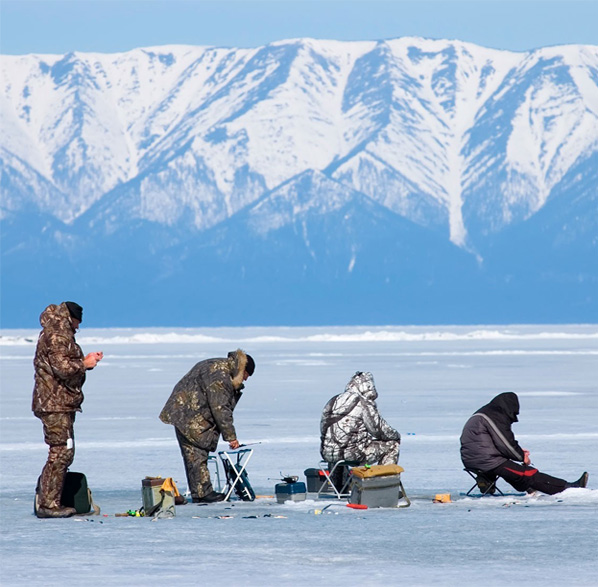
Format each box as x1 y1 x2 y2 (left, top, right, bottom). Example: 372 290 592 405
460 392 526 472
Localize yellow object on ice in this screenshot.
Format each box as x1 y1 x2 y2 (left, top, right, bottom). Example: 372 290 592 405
160 477 181 497
433 493 452 503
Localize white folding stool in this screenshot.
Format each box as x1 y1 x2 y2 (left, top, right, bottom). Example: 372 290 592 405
218 448 255 501
317 460 358 499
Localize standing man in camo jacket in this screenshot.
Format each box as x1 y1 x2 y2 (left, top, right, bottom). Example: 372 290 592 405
32 302 103 518
160 349 255 503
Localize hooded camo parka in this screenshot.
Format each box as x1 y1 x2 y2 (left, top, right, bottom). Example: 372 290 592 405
320 371 400 464
159 349 249 450
32 303 86 415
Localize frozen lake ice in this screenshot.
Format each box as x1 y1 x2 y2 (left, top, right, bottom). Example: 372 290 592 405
1 324 597 585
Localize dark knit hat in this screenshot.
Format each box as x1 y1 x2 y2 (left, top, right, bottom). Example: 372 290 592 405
245 354 255 376
65 301 83 322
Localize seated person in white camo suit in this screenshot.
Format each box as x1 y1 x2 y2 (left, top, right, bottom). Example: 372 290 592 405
320 371 400 470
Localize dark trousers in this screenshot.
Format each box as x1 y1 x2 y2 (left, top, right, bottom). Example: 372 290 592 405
491 460 568 495
37 412 75 508
175 428 213 499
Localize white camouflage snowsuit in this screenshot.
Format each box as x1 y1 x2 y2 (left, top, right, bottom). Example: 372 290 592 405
320 372 400 466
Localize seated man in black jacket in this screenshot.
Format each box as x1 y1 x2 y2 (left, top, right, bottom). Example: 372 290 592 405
460 392 588 495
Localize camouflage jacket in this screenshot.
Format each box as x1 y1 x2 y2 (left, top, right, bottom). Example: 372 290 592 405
32 303 86 415
159 349 249 450
320 371 400 463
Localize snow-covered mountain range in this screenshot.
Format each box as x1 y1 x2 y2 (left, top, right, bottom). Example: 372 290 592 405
1 38 597 327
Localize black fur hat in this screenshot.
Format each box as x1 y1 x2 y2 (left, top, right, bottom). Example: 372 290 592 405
245 354 255 376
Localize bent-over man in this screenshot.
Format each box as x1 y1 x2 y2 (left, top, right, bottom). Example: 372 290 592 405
160 349 255 503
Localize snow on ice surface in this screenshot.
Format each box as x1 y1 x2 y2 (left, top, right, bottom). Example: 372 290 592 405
1 325 597 586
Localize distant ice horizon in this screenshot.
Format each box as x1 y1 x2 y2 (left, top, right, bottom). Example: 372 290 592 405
2 323 598 346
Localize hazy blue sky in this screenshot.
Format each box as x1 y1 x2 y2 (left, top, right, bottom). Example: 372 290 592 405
1 0 597 55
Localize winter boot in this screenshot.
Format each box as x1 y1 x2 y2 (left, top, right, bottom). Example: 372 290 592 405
476 473 496 495
567 472 589 489
194 491 225 503
36 505 77 518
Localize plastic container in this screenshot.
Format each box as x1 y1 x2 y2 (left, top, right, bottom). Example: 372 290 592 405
275 481 307 503
142 477 175 515
304 468 327 493
349 474 402 508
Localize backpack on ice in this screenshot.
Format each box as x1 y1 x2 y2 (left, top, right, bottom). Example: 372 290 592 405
34 471 100 515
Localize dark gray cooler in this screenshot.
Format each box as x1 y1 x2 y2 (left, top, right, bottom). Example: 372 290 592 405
349 474 402 508
304 468 327 493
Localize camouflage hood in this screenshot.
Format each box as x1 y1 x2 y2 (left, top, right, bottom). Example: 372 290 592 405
345 371 378 402
40 303 76 335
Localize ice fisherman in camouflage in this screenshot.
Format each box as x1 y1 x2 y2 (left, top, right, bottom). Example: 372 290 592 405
32 302 103 518
320 371 400 470
160 349 255 503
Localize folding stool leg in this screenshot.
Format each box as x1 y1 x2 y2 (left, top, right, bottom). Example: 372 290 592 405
465 468 504 496
490 480 504 496
338 468 353 498
465 469 480 496
208 455 222 492
397 477 411 508
317 460 347 499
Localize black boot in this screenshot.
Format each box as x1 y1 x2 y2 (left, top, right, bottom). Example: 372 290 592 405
195 491 225 503
567 472 589 489
476 474 496 495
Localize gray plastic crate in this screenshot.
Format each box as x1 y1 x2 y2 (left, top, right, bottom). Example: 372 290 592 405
349 474 402 508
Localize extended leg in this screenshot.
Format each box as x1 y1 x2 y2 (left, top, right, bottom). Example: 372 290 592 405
492 460 568 495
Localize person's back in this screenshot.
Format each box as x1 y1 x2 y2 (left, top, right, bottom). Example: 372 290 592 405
320 371 400 466
160 356 243 450
460 392 524 471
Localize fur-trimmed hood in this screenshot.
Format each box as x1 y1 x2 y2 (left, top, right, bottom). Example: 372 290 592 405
228 349 249 390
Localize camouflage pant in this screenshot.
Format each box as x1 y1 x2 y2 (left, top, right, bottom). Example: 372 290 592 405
343 439 400 466
325 439 400 491
363 439 400 465
37 412 75 509
175 428 214 499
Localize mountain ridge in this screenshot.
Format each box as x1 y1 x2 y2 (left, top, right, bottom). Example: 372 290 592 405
1 37 597 326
